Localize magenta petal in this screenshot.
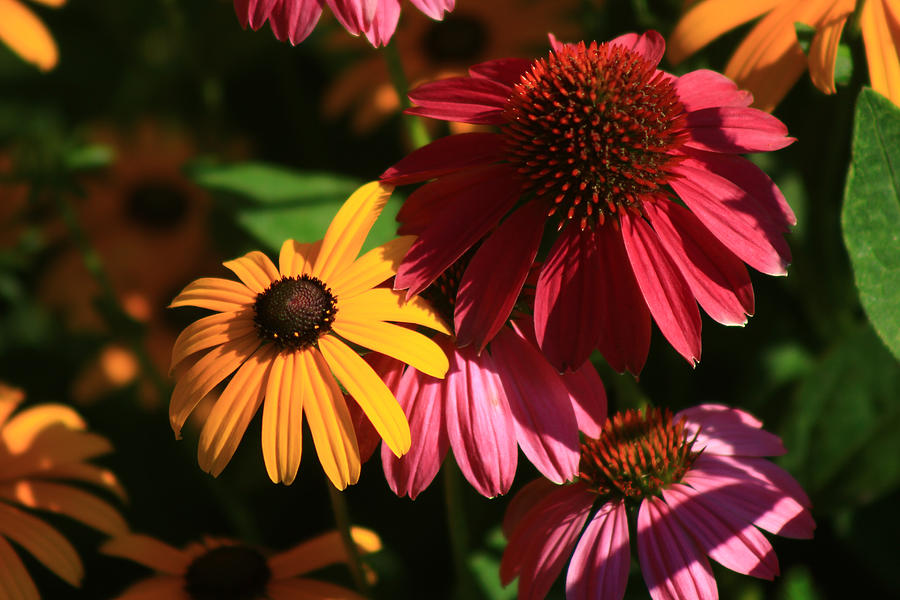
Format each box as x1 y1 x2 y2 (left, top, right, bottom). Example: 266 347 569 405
684 106 794 153
363 0 400 47
664 484 779 580
234 0 279 29
469 57 533 87
560 360 607 439
676 404 786 456
395 165 520 297
670 160 792 276
409 0 455 19
610 30 666 67
566 500 630 600
444 344 517 498
697 455 811 508
594 225 652 375
381 132 505 184
455 201 545 351
500 482 595 599
397 166 491 235
675 70 753 111
325 0 365 34
637 496 718 600
621 212 702 366
268 0 324 44
381 365 449 499
407 77 510 124
502 478 558 538
645 198 754 325
535 225 604 372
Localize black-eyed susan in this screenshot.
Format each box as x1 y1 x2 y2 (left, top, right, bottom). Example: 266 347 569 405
0 383 128 599
169 181 450 489
102 527 380 600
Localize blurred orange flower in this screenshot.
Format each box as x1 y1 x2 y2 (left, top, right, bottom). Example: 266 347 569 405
0 0 65 71
0 383 127 599
668 0 900 110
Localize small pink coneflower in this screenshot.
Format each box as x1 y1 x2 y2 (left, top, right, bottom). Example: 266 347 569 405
501 404 814 600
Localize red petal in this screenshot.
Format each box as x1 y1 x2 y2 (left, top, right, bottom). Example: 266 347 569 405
684 106 795 153
269 0 324 44
560 360 607 439
469 57 533 87
675 69 753 111
381 132 505 185
234 0 278 29
407 77 511 124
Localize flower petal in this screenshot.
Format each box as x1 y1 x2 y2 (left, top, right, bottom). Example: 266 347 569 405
560 360 607 439
0 502 82 586
684 106 794 153
269 527 381 579
100 534 188 574
407 76 511 124
610 30 665 66
170 310 257 372
224 251 280 294
327 236 414 299
0 536 39 600
469 57 533 86
262 351 303 485
0 480 127 536
809 8 850 95
666 0 782 64
339 288 450 335
675 69 754 112
566 501 630 600
112 576 193 600
381 132 506 185
279 239 321 278
0 0 59 71
676 403 786 456
169 277 256 312
233 0 278 29
333 317 449 379
861 0 900 106
408 0 454 20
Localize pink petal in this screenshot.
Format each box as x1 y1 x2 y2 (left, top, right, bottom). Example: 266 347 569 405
445 345 517 498
664 484 779 580
637 496 718 600
269 0 324 44
381 365 449 499
395 166 521 297
381 132 505 185
670 159 792 276
594 225 652 375
502 478 558 538
409 0 455 19
684 107 795 153
469 58 533 87
644 198 754 325
325 0 366 34
676 404 786 456
491 325 580 483
362 0 400 47
407 77 510 124
699 455 811 508
566 500 630 600
500 482 595 600
560 359 607 439
675 70 753 112
234 0 279 29
535 225 604 372
610 30 666 66
455 200 545 351
621 212 702 366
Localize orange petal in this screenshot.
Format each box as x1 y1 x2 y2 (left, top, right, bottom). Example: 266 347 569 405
223 251 280 294
266 578 366 600
0 480 127 535
30 0 67 7
269 527 381 579
0 536 40 600
261 351 303 485
1 402 86 450
809 5 852 95
861 0 900 106
338 287 450 334
299 349 360 490
0 0 58 71
312 182 394 282
0 428 111 481
278 239 322 277
0 502 82 586
111 576 190 600
332 319 449 379
197 345 276 477
667 0 782 64
100 534 189 575
170 309 256 372
169 278 256 312
35 463 127 500
327 236 415 299
0 383 24 427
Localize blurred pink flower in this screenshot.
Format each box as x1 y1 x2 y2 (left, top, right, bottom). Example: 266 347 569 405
234 0 455 46
501 404 814 600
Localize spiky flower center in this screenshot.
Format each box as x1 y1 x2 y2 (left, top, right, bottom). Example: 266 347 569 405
502 41 686 229
184 545 270 600
253 275 337 350
578 408 699 501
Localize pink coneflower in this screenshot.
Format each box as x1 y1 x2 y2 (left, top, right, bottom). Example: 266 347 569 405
234 0 455 46
501 404 815 600
382 31 796 375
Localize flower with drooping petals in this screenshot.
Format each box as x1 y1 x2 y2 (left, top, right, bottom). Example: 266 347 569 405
382 31 796 375
668 0 900 110
235 0 455 47
0 383 128 599
0 0 65 71
169 181 449 489
102 527 380 600
501 404 815 600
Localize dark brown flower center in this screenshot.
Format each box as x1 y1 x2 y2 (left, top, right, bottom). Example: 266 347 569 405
184 545 270 600
578 408 699 501
502 41 686 230
253 275 337 350
125 180 190 230
422 13 488 64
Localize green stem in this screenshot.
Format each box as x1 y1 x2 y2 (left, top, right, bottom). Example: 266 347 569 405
382 40 432 150
848 0 868 37
443 456 477 598
327 483 371 597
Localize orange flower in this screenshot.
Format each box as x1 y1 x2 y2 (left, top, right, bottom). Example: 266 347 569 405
102 527 380 600
0 0 65 71
668 0 900 110
0 383 127 598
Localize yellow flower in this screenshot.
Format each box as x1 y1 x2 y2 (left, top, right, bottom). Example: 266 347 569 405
102 527 380 600
667 0 900 110
0 383 128 599
169 181 450 489
0 0 66 71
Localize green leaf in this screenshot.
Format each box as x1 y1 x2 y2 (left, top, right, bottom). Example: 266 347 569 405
777 566 822 600
190 161 402 254
63 144 114 171
842 88 900 361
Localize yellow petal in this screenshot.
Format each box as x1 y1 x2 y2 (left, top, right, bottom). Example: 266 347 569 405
100 534 189 575
198 345 276 477
339 287 450 334
0 0 58 71
0 480 128 536
0 502 82 586
299 349 360 490
318 335 410 457
2 403 85 453
169 277 256 312
667 0 782 63
332 319 449 379
312 181 394 282
269 527 381 579
328 235 415 299
223 251 280 294
0 383 24 428
861 0 900 106
170 309 256 373
261 351 303 485
809 6 851 95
